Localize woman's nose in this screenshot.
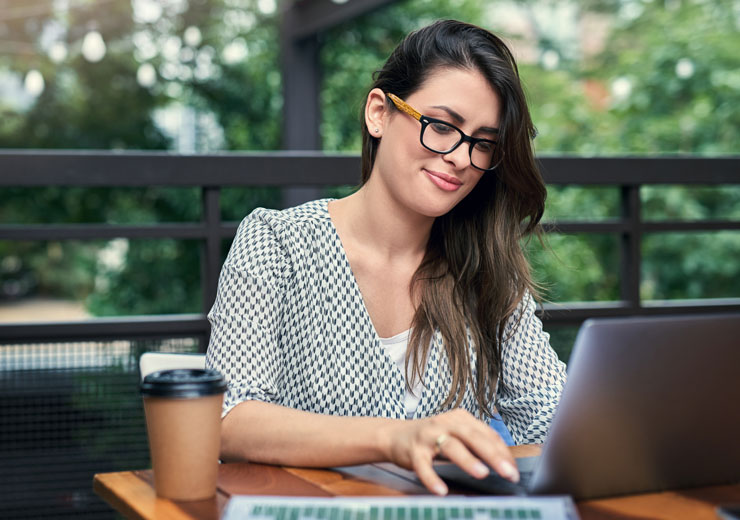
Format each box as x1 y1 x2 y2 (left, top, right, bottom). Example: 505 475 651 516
442 141 472 170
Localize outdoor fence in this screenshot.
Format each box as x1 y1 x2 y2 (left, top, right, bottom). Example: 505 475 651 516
0 151 738 518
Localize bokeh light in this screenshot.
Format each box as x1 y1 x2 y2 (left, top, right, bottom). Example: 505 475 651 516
23 70 45 96
81 31 106 62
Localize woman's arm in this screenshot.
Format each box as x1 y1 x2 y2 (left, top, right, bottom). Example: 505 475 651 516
221 400 520 496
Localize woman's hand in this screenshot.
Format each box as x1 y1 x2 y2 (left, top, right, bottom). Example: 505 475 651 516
384 409 519 496
220 401 516 496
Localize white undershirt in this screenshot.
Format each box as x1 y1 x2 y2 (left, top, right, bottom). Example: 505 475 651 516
379 329 424 419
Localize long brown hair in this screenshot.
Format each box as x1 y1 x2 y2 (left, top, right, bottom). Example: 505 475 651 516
360 20 545 417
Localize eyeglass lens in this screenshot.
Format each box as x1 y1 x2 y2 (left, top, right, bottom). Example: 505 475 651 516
422 121 498 171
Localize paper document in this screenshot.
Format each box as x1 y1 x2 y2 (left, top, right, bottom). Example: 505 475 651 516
223 495 580 520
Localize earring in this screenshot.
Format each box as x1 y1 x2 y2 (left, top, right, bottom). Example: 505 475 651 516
374 128 380 133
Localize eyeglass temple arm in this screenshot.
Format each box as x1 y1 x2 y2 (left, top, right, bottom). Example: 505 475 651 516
387 93 422 121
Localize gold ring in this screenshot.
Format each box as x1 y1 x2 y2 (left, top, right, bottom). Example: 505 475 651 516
434 434 450 455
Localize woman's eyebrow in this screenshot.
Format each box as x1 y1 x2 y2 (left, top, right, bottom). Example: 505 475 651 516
430 105 499 134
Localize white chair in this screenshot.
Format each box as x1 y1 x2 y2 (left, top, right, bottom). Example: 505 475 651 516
139 352 206 380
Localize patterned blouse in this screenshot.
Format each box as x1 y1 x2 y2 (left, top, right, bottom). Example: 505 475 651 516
206 199 567 444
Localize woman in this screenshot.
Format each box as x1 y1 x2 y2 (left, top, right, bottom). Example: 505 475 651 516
206 19 566 496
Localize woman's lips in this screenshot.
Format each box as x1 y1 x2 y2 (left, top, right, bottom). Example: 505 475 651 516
424 169 462 192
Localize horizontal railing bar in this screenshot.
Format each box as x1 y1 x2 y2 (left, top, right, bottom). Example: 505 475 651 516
0 223 240 241
221 223 240 237
0 151 738 186
537 156 740 185
543 220 740 234
0 150 361 187
2 219 735 242
539 301 634 325
0 314 208 343
540 299 740 325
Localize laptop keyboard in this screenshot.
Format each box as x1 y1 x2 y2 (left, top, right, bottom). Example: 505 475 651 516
243 503 546 520
224 496 580 520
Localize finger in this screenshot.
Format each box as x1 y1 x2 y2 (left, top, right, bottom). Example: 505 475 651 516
435 435 491 479
470 434 519 482
446 420 519 483
412 453 448 496
481 432 520 483
491 455 520 483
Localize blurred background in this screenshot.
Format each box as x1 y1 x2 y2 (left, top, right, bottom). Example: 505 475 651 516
1 0 738 324
0 0 738 517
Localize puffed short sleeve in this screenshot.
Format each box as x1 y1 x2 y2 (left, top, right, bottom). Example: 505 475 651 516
205 210 292 418
496 291 567 444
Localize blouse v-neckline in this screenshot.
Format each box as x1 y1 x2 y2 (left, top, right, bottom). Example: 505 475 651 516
322 198 434 414
323 197 390 343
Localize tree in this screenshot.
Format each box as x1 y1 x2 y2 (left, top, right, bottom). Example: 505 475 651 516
1 0 737 315
320 0 485 152
480 0 740 303
0 0 282 313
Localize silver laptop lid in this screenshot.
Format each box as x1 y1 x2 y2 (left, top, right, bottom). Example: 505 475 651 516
531 313 740 499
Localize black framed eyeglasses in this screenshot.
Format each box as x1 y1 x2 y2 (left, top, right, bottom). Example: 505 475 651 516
387 93 504 172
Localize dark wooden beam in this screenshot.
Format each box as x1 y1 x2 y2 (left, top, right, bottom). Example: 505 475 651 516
0 315 209 343
279 8 322 206
537 156 740 185
539 299 740 326
279 31 321 152
282 0 401 41
278 0 401 207
279 20 324 205
1 152 737 187
0 151 362 186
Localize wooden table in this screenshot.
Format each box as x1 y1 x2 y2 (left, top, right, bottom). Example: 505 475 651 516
94 446 740 520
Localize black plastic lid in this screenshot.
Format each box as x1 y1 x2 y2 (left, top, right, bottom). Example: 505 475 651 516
140 369 226 398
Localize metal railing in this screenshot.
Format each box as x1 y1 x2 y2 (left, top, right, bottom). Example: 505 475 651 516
0 150 737 518
1 151 739 343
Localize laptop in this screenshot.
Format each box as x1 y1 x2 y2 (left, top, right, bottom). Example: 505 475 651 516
434 313 740 500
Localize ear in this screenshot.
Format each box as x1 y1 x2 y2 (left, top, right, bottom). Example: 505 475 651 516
364 88 389 138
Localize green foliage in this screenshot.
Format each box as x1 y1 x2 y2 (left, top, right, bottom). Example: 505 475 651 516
190 18 283 150
0 0 169 150
544 186 619 221
0 1 286 312
86 239 202 315
643 186 740 221
588 0 740 154
0 187 202 305
546 325 581 362
0 187 200 224
320 0 485 152
522 65 606 155
220 187 283 221
527 233 620 302
0 241 99 300
642 231 740 300
0 0 737 315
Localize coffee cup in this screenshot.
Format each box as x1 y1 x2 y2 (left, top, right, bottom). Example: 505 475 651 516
140 368 226 500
